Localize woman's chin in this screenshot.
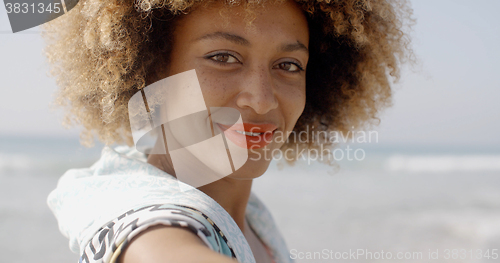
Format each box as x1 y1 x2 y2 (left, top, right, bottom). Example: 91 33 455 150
227 155 273 180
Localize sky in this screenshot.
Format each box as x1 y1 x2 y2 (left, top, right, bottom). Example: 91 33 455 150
0 0 499 148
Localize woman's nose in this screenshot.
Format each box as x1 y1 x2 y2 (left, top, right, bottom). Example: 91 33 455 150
235 67 279 115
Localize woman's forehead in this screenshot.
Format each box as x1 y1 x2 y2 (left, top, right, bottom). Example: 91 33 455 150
173 0 309 45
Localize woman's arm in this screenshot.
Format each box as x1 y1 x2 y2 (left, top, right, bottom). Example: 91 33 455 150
120 226 238 263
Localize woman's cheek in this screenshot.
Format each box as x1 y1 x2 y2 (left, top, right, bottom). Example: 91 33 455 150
281 82 306 115
197 72 234 107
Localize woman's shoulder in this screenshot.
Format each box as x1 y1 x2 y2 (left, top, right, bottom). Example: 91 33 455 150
48 146 256 261
81 203 237 263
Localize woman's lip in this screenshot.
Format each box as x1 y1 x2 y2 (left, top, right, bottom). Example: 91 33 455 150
216 123 277 149
217 123 278 133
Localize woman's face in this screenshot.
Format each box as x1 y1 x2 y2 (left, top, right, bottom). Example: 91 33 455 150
162 0 309 179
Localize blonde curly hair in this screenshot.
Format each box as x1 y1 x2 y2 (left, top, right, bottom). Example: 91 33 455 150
42 0 413 162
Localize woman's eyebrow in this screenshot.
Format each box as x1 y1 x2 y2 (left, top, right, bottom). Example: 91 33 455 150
194 31 308 54
279 42 309 54
194 32 250 46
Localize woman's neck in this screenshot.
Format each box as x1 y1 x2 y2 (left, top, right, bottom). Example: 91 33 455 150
147 153 253 232
199 177 253 230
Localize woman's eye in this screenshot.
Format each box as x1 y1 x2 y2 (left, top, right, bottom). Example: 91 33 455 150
210 54 239 63
276 62 303 72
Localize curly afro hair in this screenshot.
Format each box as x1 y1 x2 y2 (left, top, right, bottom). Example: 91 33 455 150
42 0 414 163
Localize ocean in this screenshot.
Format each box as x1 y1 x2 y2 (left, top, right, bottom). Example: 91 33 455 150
1 136 499 263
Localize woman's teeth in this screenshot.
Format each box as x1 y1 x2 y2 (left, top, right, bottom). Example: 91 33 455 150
234 130 263 136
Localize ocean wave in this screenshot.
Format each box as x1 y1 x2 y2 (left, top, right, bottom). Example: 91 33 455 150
384 155 500 172
0 153 32 173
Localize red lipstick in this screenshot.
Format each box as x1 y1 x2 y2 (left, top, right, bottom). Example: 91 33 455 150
217 123 277 149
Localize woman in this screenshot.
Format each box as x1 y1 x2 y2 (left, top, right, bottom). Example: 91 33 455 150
43 0 412 262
